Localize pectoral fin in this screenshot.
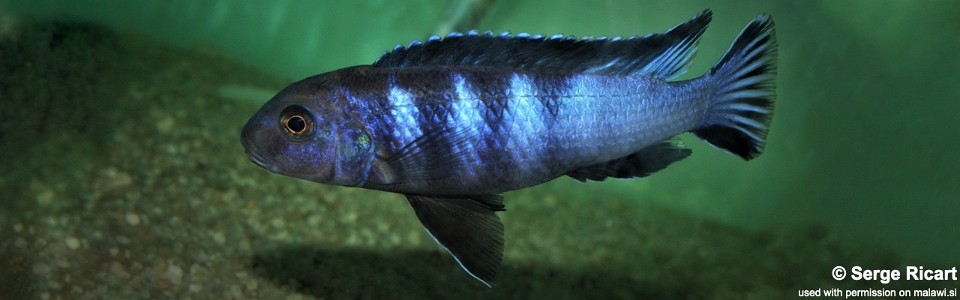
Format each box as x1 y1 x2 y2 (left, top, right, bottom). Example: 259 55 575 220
404 194 504 287
377 127 481 184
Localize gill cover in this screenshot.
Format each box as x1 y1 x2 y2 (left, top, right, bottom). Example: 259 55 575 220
333 125 375 187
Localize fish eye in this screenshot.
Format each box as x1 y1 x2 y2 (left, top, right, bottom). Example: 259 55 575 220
279 105 314 137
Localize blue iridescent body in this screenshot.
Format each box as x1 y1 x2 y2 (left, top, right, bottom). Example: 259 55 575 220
241 10 777 286
288 66 709 194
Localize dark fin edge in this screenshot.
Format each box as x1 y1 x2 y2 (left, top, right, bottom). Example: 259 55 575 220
373 10 712 79
695 14 777 160
405 194 504 287
567 139 691 182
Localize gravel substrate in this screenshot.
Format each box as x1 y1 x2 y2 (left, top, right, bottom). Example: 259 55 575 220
1 20 948 300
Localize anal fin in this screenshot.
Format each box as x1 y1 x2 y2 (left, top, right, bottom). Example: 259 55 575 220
567 139 691 182
405 194 504 287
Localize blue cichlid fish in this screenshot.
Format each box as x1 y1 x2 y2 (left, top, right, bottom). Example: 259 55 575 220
241 9 777 286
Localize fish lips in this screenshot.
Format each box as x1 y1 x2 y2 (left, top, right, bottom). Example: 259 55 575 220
240 120 280 173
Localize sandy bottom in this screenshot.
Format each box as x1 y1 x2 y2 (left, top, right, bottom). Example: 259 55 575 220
0 20 944 299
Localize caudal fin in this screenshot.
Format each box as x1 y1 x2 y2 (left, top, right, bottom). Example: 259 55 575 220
694 14 777 160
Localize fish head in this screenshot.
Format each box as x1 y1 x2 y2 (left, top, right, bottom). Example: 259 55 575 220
241 72 375 187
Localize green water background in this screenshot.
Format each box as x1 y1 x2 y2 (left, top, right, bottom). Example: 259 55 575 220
3 0 957 269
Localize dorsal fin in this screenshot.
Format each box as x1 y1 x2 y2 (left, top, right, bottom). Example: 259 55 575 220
373 10 712 79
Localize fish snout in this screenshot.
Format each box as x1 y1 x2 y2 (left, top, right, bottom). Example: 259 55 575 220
241 121 278 172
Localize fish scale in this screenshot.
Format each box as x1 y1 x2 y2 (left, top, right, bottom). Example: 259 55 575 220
241 9 777 286
345 67 707 196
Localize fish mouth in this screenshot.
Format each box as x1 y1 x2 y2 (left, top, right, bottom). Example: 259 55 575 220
245 147 271 169
241 128 277 172
243 142 277 172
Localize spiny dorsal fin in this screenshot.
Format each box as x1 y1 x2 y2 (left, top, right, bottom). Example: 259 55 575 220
373 10 712 79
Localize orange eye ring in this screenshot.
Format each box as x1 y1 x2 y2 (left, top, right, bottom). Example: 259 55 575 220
279 105 314 137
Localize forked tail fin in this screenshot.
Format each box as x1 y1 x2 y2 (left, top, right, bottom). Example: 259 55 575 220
694 14 777 160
